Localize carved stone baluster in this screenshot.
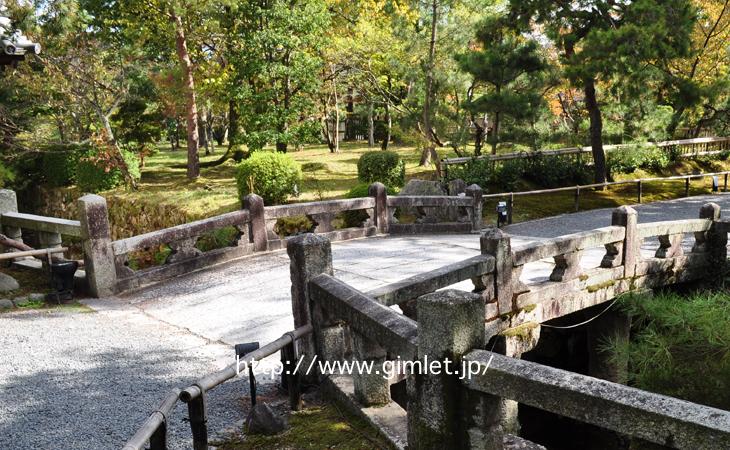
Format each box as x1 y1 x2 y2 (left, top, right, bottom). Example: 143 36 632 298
655 233 684 258
309 212 335 233
363 208 375 228
550 250 583 282
166 237 202 263
114 254 135 278
265 218 279 240
601 241 624 268
233 224 249 247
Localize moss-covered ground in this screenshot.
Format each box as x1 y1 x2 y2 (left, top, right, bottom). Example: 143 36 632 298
214 396 394 450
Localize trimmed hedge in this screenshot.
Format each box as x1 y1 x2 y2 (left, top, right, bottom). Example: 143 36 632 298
357 151 405 187
607 145 670 175
76 147 141 193
236 151 302 205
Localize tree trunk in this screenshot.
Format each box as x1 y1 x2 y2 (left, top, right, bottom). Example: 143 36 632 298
367 102 375 148
584 78 606 184
381 101 391 150
490 110 500 155
228 100 239 147
420 0 439 167
199 111 211 155
171 9 200 179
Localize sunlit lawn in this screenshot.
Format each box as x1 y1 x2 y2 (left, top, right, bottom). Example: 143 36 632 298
117 142 444 218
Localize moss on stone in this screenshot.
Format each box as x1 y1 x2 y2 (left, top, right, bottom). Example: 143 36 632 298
522 304 537 313
578 274 589 281
500 321 539 340
586 279 616 293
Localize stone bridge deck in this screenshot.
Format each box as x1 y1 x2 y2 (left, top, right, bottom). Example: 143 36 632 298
2 194 729 449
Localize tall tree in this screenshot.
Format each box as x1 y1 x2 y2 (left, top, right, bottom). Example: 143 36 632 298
510 0 697 184
230 0 329 153
456 16 548 154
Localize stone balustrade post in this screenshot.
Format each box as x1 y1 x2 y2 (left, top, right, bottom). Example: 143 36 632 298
352 332 390 406
694 202 726 284
466 184 483 233
288 234 346 383
608 206 639 277
78 194 117 297
408 289 502 449
481 228 514 317
243 194 267 252
368 182 388 234
0 189 23 254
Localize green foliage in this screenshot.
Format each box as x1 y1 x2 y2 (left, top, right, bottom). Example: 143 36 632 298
236 151 302 205
40 144 82 187
274 216 313 237
607 145 671 175
230 0 330 152
447 158 494 187
525 155 592 188
456 15 549 150
76 146 141 193
357 151 405 187
608 290 730 410
0 161 15 188
345 183 398 199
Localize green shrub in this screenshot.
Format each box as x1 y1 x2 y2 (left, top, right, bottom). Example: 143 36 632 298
341 183 399 228
525 154 592 188
608 290 730 410
494 160 525 191
236 151 302 205
357 151 405 187
41 144 81 187
76 146 141 193
446 158 494 187
607 144 670 175
0 161 15 188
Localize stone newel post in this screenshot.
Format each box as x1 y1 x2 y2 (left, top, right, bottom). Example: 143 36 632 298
0 189 22 250
408 289 502 449
243 194 267 252
609 205 639 277
695 202 727 284
368 182 389 234
288 234 336 382
481 228 513 317
465 184 483 233
78 194 116 297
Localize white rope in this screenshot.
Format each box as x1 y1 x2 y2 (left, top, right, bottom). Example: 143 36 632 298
540 298 620 330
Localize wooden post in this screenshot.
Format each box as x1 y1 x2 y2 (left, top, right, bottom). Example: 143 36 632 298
244 194 267 252
188 391 208 450
611 206 639 278
724 173 728 192
78 194 117 297
685 177 690 197
574 186 580 212
466 184 483 232
507 192 514 225
637 180 642 204
407 290 501 449
368 182 388 234
149 420 168 450
482 228 513 317
287 234 335 382
281 338 303 411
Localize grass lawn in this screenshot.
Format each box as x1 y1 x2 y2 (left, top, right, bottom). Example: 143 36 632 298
119 142 441 219
102 142 730 232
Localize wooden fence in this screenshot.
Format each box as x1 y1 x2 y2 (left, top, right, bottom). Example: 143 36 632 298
122 325 312 450
484 170 730 225
441 136 730 176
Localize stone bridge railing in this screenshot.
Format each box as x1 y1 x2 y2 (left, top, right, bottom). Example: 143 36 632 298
289 201 730 449
0 183 484 296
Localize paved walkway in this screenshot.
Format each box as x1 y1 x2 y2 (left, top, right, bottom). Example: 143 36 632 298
2 193 729 449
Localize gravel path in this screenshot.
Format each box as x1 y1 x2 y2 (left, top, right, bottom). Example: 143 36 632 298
2 193 729 449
